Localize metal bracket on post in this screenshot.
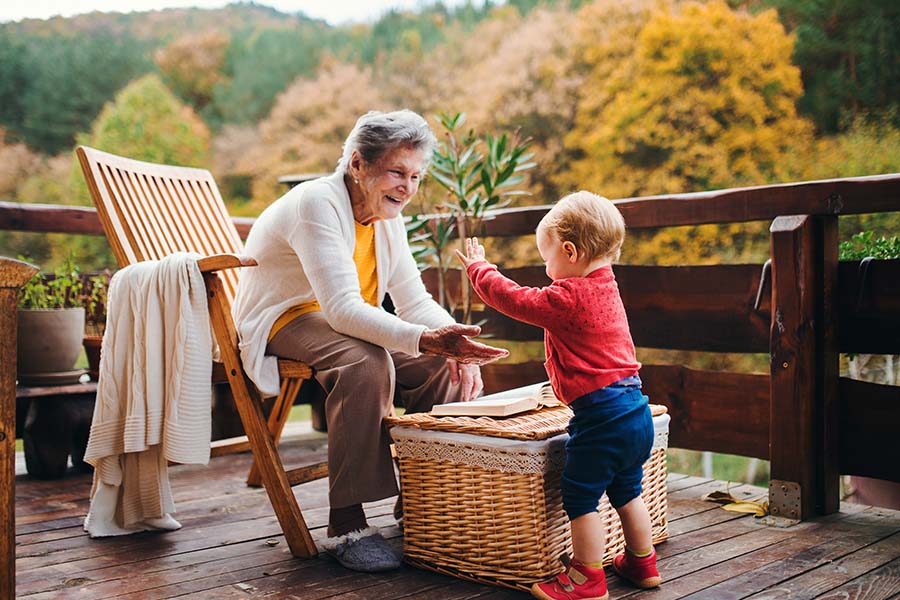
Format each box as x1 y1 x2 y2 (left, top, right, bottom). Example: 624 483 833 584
762 479 802 527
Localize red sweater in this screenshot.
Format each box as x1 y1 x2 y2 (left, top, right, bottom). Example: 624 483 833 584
467 261 640 405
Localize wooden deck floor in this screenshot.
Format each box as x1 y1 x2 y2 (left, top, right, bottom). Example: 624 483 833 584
15 435 900 599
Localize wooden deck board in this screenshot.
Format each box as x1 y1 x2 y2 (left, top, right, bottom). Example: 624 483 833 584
15 437 900 599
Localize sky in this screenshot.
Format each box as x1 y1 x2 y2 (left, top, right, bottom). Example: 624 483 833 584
0 0 470 25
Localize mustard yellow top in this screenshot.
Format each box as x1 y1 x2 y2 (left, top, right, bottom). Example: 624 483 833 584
268 221 378 341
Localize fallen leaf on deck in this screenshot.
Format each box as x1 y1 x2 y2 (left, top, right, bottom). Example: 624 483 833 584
702 490 769 517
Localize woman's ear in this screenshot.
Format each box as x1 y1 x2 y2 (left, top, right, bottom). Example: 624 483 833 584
348 150 365 182
562 240 579 263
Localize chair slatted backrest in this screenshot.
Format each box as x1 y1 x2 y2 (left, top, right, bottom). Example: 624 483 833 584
77 146 244 306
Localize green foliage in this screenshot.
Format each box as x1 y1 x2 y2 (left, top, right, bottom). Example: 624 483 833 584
407 211 457 308
62 74 211 270
17 33 153 154
78 73 211 168
766 0 900 133
206 27 341 127
84 273 110 334
430 112 535 222
415 112 535 320
0 34 28 139
839 231 900 261
353 2 494 64
18 255 83 309
796 112 900 180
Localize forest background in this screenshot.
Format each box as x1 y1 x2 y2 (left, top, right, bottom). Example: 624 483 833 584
1 0 898 485
2 0 898 269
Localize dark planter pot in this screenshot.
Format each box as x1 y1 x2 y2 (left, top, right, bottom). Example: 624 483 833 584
16 308 85 384
83 334 103 381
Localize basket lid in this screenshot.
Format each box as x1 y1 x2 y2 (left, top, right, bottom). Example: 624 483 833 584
384 382 667 441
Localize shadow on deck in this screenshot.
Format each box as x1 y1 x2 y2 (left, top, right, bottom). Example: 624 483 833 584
15 435 900 599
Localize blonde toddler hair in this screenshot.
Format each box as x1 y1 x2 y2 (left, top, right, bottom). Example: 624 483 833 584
538 191 626 262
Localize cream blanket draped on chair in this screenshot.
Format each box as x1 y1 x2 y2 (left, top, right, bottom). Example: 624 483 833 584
83 252 213 537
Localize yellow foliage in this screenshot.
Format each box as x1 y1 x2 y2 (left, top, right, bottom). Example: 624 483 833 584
622 221 770 265
560 0 813 199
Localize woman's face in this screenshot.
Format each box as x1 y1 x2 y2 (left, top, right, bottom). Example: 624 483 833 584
350 145 426 224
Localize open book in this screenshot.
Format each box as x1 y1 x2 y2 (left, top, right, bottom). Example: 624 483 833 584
431 395 540 417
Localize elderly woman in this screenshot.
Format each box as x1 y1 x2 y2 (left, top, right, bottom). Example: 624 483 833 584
233 110 507 572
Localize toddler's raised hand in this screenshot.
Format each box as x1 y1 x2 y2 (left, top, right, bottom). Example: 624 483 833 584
454 237 486 269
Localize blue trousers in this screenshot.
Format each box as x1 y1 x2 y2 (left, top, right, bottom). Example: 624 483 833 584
561 380 653 520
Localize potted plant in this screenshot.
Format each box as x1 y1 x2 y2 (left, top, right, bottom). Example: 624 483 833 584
82 273 109 381
16 256 87 385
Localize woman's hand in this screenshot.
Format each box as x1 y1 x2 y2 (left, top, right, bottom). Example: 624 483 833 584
454 237 487 269
446 359 483 401
419 324 508 365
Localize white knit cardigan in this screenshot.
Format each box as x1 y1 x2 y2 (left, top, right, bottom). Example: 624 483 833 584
233 171 455 398
84 253 212 537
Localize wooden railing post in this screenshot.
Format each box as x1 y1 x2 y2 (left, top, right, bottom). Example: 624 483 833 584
769 215 839 520
0 257 39 597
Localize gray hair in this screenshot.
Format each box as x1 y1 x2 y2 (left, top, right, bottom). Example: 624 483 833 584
337 110 437 173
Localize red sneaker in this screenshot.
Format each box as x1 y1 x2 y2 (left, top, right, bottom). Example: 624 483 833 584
612 547 662 588
531 559 608 600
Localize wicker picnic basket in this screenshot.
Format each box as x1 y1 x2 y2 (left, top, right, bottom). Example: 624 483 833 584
384 383 670 592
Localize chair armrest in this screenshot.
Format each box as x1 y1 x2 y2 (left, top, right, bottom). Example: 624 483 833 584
196 253 258 273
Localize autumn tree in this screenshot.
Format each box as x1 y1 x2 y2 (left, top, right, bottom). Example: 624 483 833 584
235 60 388 209
77 73 211 170
560 0 812 200
413 5 580 202
59 74 211 269
0 128 40 199
154 30 230 111
0 154 75 269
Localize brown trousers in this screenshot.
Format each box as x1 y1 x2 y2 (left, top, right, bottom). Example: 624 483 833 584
267 311 465 508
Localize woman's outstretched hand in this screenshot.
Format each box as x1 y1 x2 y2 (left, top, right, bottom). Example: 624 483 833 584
419 324 508 365
454 237 486 269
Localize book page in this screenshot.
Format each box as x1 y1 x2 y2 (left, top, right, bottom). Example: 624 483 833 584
431 395 539 417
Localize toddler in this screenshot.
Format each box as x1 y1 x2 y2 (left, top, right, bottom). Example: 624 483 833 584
456 191 661 600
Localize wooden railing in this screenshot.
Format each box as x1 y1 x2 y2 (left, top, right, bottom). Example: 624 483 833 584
3 172 899 521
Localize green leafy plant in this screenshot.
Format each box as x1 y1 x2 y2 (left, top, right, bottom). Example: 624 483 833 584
17 255 84 310
83 273 110 336
407 211 456 308
838 231 900 261
17 256 110 336
430 111 535 230
838 232 900 386
419 112 535 322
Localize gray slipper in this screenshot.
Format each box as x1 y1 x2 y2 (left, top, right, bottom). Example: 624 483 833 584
322 526 401 572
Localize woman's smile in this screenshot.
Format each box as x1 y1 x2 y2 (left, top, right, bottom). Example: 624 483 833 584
349 145 426 224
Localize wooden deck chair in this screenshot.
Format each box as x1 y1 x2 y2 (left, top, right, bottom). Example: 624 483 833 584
76 145 325 558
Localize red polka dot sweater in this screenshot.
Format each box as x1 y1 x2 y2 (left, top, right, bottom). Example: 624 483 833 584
466 261 640 405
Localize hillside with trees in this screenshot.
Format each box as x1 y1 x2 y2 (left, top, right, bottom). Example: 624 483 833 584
1 0 897 270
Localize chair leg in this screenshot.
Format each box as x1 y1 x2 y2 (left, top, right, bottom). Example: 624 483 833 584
204 274 317 558
247 377 303 487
